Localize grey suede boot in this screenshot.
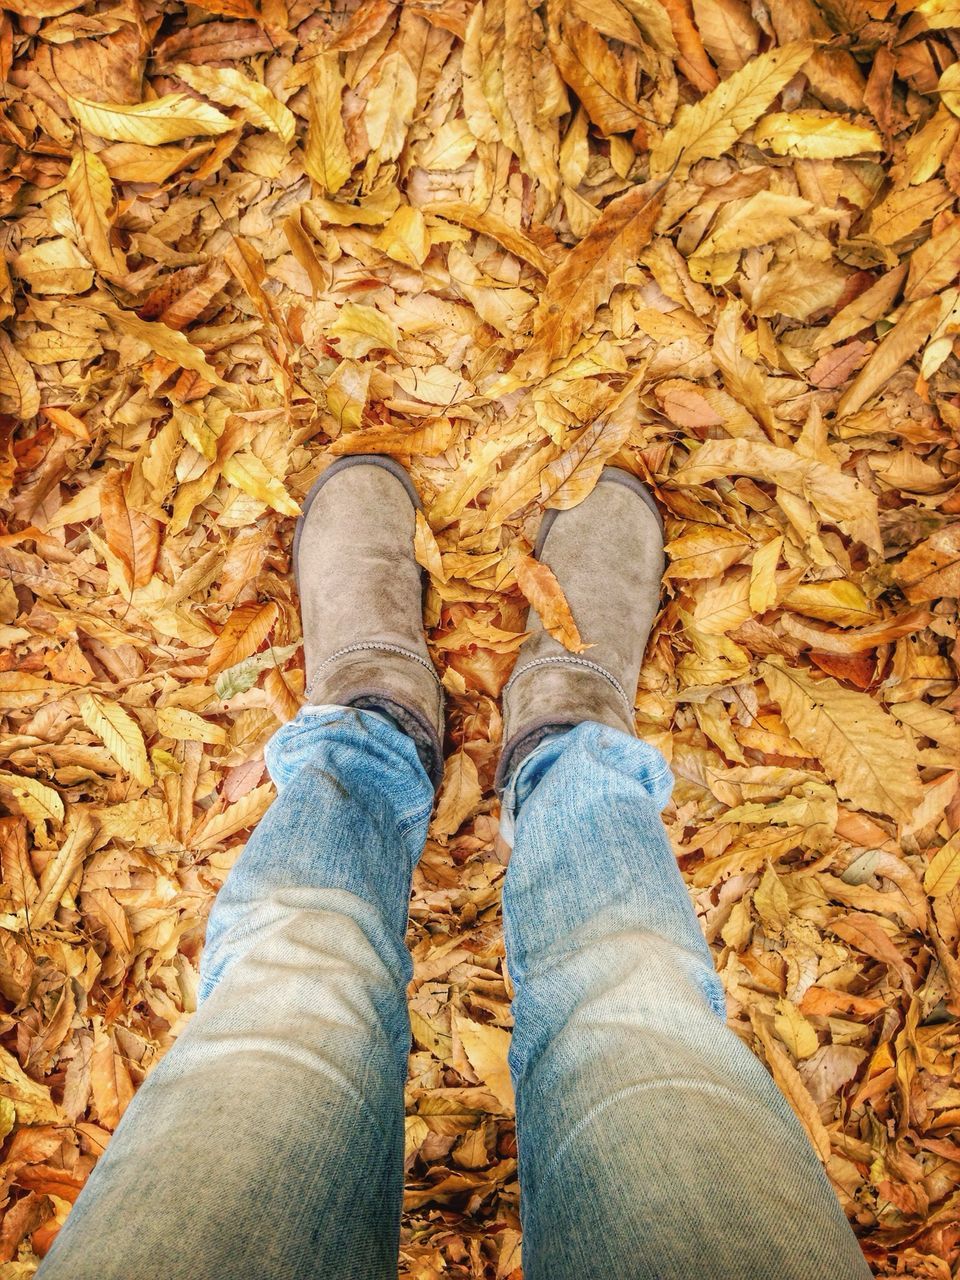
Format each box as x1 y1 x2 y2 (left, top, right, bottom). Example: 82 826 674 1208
495 467 665 794
293 455 444 789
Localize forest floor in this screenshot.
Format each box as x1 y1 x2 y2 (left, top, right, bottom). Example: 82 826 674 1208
0 0 958 1275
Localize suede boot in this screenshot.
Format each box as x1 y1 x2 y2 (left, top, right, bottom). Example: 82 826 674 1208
496 468 665 794
293 455 444 789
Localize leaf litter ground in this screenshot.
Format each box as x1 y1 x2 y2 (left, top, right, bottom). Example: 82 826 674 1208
0 0 958 1275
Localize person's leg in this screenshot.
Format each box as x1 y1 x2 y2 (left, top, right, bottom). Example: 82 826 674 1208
497 468 870 1278
39 706 435 1280
41 455 445 1278
501 723 871 1280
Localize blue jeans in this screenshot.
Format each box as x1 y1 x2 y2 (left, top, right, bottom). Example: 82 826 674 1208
39 708 870 1279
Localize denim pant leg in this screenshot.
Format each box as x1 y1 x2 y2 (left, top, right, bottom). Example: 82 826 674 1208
502 722 871 1280
39 707 434 1280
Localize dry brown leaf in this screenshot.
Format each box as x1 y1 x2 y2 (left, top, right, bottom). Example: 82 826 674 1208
453 1014 515 1113
894 524 960 603
173 64 295 143
837 296 941 417
432 750 482 838
548 5 643 137
2 4 958 1267
510 177 667 382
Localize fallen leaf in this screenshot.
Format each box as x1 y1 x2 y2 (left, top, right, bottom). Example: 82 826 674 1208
68 91 235 144
650 40 813 177
515 553 585 653
77 693 152 787
761 658 921 822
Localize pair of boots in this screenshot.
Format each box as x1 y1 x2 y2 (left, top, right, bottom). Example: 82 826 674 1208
293 456 665 796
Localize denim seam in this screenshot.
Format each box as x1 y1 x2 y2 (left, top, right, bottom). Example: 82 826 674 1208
396 804 433 842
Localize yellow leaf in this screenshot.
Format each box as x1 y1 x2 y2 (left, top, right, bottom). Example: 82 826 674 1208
0 772 64 832
673 437 880 553
515 553 586 653
392 365 474 406
453 1013 515 1113
304 54 351 194
106 308 226 386
938 60 960 119
174 403 222 461
173 64 295 143
65 151 124 275
650 40 813 177
541 414 634 510
423 201 551 276
691 0 757 73
760 658 921 823
417 120 478 171
924 835 960 898
192 782 274 850
820 271 907 361
750 1012 831 1161
774 999 820 1060
665 526 750 582
222 453 301 517
329 301 399 358
548 9 642 136
68 91 234 144
44 406 91 442
894 524 960 604
0 332 40 420
905 212 960 300
139 416 183 507
749 536 782 613
364 50 417 164
100 467 161 592
783 580 877 628
157 706 227 746
374 206 430 268
0 1045 61 1125
754 111 882 158
414 510 447 583
78 693 152 787
150 748 182 777
502 0 563 198
837 295 940 417
432 750 482 838
753 861 790 935
864 180 951 248
13 236 94 295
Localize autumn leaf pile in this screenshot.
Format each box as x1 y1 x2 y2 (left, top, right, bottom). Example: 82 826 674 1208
0 0 958 1273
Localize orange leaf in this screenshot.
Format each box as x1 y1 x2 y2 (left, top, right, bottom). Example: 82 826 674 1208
511 176 668 383
99 468 161 591
206 600 280 676
44 406 91 441
515 553 585 653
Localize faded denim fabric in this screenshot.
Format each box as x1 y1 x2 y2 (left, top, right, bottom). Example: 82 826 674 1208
40 709 870 1280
